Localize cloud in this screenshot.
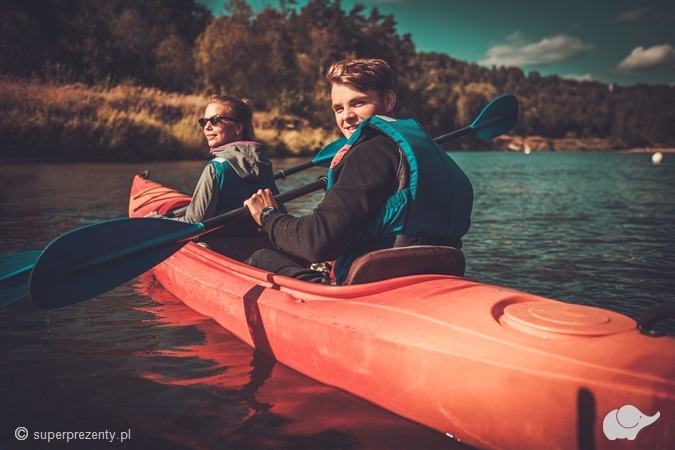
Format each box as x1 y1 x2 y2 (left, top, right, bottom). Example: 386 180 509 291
616 44 675 71
564 74 594 82
479 33 595 68
616 9 644 22
615 8 675 22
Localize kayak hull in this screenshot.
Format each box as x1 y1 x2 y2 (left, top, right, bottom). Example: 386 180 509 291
130 174 675 449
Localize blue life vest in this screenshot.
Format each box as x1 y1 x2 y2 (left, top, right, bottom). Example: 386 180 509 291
209 158 279 214
327 116 473 284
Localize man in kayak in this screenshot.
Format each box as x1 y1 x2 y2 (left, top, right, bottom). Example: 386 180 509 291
243 58 473 284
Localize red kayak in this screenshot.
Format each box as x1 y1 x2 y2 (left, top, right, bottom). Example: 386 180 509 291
129 173 674 449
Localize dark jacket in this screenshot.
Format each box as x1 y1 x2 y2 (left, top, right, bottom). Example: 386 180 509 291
262 128 402 263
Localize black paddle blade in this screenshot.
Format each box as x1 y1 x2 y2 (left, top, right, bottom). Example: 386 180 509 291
30 218 202 310
0 250 41 306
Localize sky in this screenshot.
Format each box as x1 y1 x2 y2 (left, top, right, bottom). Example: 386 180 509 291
198 0 675 86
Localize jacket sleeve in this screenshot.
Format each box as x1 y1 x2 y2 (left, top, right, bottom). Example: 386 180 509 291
262 135 400 262
177 164 220 223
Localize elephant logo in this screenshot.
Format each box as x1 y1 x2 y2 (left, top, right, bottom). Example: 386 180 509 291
603 405 660 440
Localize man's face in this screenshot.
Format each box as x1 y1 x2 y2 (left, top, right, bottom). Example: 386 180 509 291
331 83 395 138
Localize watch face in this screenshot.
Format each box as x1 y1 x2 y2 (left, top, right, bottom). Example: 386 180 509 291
260 206 277 223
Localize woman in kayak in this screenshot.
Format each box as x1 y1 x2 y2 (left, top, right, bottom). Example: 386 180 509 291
151 95 281 260
175 95 280 223
243 59 473 284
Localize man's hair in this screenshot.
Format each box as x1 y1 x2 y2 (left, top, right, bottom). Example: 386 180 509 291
209 95 256 140
325 59 396 99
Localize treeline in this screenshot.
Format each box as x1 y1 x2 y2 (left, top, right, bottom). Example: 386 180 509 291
1 0 673 148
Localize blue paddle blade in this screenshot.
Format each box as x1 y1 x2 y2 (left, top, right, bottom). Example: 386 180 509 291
30 218 202 310
312 137 348 168
471 94 518 140
0 250 42 306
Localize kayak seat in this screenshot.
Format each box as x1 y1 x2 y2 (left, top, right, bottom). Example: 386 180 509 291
342 245 465 285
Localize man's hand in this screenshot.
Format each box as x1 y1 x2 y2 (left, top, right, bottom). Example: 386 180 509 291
244 189 279 226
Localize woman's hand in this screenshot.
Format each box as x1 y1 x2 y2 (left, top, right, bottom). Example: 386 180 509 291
244 189 279 226
144 211 162 218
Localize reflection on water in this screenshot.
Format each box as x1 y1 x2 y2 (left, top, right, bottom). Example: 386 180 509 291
1 152 674 448
128 273 460 449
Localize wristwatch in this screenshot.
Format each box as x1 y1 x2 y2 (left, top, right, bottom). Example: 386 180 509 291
259 206 279 224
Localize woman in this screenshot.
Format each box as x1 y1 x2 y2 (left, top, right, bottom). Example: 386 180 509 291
158 95 281 260
178 95 280 223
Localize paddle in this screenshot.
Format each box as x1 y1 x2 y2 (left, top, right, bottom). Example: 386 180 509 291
0 251 42 306
29 177 329 310
435 94 518 144
22 94 518 309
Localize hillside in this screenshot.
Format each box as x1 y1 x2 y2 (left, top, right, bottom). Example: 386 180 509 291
1 0 673 161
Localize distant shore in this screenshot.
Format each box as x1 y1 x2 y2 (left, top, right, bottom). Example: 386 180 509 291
493 134 674 153
618 148 675 153
1 79 672 163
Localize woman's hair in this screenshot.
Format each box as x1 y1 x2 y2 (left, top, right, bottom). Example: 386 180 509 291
209 95 256 141
325 59 396 99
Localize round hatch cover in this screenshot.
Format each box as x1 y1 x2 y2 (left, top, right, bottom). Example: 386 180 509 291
502 302 636 337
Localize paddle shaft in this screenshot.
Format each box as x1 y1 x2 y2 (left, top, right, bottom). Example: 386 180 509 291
166 164 309 218
274 160 316 179
202 177 327 230
435 126 472 145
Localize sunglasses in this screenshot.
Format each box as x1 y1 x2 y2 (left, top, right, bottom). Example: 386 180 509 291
198 115 238 128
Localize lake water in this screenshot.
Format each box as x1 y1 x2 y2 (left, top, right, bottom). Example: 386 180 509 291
1 152 674 449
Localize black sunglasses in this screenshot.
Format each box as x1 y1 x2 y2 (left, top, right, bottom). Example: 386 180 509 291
198 115 238 128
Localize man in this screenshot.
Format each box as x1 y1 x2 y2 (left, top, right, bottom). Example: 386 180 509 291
243 58 473 284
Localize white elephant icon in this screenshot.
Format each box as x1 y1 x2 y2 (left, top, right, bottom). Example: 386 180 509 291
603 405 660 440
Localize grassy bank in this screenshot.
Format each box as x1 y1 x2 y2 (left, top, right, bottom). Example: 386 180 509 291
0 79 340 163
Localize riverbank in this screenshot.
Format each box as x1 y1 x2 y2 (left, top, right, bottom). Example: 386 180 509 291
0 78 339 163
494 135 675 153
2 78 669 162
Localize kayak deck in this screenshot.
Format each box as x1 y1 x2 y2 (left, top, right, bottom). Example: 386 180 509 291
129 174 675 449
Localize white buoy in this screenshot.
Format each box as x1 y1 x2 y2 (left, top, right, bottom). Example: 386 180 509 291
652 152 663 164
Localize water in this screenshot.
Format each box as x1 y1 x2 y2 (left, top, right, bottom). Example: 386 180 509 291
1 152 674 449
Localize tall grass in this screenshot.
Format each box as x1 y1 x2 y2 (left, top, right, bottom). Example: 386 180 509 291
0 78 341 162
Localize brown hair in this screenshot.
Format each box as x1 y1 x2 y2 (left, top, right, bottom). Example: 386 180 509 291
209 95 256 141
325 59 396 99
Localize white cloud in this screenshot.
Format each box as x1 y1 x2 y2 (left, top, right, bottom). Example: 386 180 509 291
615 8 675 23
616 9 644 22
479 33 596 68
564 74 594 82
616 44 675 71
